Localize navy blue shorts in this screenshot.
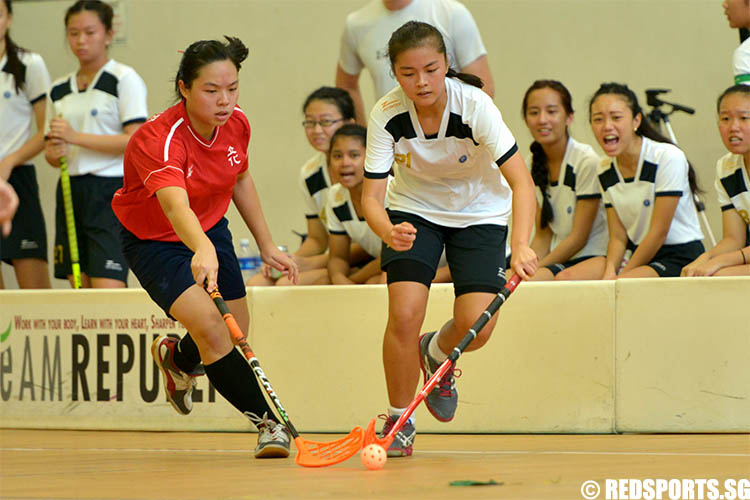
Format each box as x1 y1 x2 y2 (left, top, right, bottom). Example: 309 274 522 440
54 175 128 282
119 217 246 318
627 239 705 277
1 164 48 263
381 210 507 296
545 255 596 276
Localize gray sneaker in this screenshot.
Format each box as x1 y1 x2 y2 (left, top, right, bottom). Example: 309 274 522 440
419 331 461 422
151 335 197 415
379 414 415 457
246 412 291 459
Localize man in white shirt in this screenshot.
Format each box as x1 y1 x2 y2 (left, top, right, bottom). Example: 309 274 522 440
336 0 495 123
724 0 750 84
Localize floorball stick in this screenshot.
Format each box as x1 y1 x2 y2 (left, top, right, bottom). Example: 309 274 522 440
59 155 82 289
205 284 364 467
363 273 522 449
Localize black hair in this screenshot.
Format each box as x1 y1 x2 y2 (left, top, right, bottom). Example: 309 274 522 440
388 21 483 90
2 0 27 93
522 80 575 229
65 0 113 31
589 82 701 197
330 123 367 152
716 84 750 113
303 86 355 121
174 36 249 102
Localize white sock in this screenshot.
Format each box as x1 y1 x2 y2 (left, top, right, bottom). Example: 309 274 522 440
428 331 448 363
388 406 414 425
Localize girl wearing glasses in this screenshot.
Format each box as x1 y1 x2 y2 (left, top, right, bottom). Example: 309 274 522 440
248 86 357 285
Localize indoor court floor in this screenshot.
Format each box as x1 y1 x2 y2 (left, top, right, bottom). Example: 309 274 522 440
0 429 748 499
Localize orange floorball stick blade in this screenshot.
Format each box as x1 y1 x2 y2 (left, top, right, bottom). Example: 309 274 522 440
294 427 364 467
363 418 393 449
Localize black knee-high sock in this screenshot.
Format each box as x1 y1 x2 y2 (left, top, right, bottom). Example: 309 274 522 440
204 349 276 426
173 333 201 373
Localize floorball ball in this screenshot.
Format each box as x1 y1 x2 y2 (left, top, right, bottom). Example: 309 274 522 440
360 443 387 470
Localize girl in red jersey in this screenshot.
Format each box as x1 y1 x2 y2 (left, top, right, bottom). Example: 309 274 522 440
112 37 298 458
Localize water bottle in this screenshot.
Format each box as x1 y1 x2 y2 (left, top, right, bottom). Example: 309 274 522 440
238 238 257 282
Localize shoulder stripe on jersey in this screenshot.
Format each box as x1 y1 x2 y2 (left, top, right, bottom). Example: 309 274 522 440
385 112 417 143
50 80 72 102
94 71 118 98
123 117 147 127
655 190 682 197
233 106 245 116
445 113 478 145
333 202 353 223
721 204 736 212
495 143 518 168
329 230 348 235
305 168 327 196
143 165 184 185
563 164 576 190
639 160 657 183
721 168 748 198
164 118 185 162
577 193 601 200
599 163 619 191
364 171 390 179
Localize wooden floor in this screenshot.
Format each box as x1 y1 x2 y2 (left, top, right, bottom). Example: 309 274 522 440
0 430 748 499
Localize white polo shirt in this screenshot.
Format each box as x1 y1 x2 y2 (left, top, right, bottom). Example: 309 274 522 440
734 38 750 85
365 77 517 228
598 137 703 246
298 151 331 221
0 51 50 163
326 183 382 258
715 153 750 229
46 59 147 177
528 137 608 259
339 0 487 99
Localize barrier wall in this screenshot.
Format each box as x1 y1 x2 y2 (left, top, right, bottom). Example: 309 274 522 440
0 280 747 433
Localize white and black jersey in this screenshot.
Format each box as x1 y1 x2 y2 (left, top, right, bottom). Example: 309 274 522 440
325 183 382 258
365 77 518 228
598 137 703 245
298 151 331 221
715 153 750 243
0 51 50 162
46 59 147 177
527 137 608 259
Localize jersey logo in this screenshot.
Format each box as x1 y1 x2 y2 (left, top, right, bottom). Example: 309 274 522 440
187 164 194 179
567 206 573 214
643 199 651 207
227 146 242 166
459 155 468 163
91 109 98 116
381 98 400 112
394 152 411 169
3 91 10 99
147 112 162 122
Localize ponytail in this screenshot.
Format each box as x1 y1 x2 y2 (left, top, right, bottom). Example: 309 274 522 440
174 36 249 102
3 0 25 93
530 141 553 228
446 68 483 90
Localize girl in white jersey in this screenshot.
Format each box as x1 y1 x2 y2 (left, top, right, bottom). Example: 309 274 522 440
567 82 704 279
44 0 147 289
248 86 357 286
522 80 607 281
362 21 537 457
0 0 51 289
682 85 750 276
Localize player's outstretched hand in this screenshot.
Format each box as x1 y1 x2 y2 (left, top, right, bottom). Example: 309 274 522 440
0 178 19 236
263 246 299 285
388 222 417 251
192 242 219 291
510 244 537 281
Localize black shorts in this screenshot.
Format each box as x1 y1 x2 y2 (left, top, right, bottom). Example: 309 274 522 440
54 175 128 282
120 217 246 319
381 210 507 296
628 239 705 277
1 164 48 263
545 255 595 276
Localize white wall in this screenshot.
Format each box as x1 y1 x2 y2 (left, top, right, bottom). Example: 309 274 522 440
2 0 736 288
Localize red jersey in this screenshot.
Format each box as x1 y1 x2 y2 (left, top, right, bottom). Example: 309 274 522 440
112 101 250 241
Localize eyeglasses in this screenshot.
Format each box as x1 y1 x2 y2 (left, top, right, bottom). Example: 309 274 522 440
302 118 344 129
